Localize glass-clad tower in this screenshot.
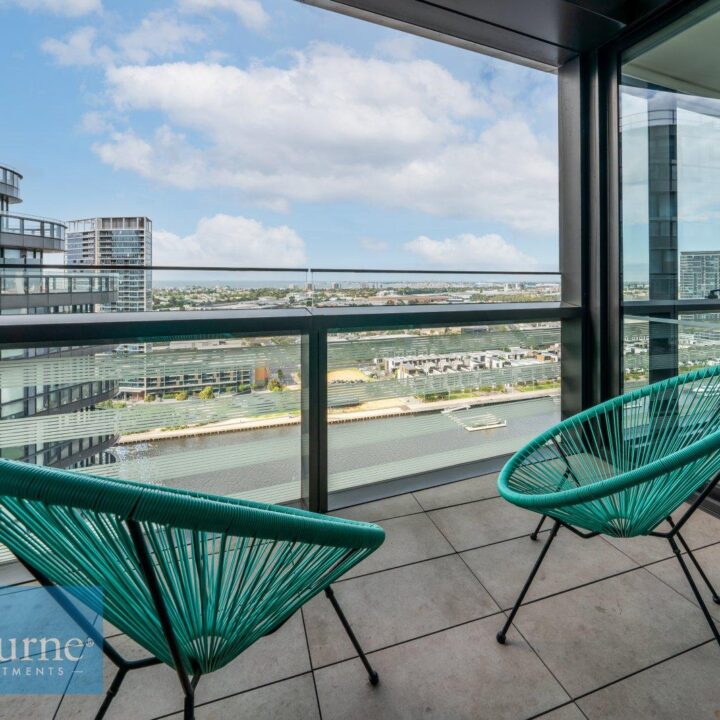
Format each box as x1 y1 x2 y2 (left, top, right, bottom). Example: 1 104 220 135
66 216 153 312
0 164 118 468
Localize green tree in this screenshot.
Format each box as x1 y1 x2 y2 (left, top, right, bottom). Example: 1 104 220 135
174 391 189 401
144 394 156 403
268 378 284 392
198 386 215 400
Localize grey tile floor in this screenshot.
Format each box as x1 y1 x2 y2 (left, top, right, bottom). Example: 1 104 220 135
3 472 720 719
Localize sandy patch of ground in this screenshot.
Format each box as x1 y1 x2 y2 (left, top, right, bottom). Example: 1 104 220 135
327 368 370 382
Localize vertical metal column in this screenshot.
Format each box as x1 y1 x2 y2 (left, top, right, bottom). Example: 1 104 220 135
559 44 623 417
301 328 328 513
558 54 589 420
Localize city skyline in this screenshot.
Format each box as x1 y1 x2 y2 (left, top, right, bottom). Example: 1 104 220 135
0 0 559 271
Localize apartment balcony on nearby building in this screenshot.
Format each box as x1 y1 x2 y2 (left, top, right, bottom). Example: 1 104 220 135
0 212 66 253
4 0 720 719
0 269 118 312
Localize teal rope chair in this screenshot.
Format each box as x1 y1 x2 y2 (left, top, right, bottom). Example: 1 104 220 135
0 459 385 719
496 365 720 646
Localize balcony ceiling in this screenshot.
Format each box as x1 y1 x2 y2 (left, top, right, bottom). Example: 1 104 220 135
302 0 680 69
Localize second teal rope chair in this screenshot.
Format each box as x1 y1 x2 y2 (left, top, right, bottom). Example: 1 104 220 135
496 365 720 646
0 459 385 719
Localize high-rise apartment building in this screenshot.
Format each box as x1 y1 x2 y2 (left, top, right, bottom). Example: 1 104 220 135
0 164 118 468
679 251 720 299
66 216 153 312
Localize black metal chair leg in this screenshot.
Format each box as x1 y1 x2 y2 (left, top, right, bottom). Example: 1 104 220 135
94 666 128 720
498 520 561 644
530 515 546 541
325 586 379 685
666 517 720 604
184 694 195 720
677 533 720 604
668 536 720 648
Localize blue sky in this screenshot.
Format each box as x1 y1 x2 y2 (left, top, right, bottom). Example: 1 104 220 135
0 0 559 270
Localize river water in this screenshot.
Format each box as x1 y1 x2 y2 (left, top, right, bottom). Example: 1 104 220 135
109 396 560 501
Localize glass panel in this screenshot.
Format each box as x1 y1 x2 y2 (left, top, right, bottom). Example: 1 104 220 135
0 334 303 566
621 1 720 305
327 322 561 495
310 271 561 306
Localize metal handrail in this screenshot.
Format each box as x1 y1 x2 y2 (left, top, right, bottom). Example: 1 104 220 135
0 262 560 275
0 211 66 227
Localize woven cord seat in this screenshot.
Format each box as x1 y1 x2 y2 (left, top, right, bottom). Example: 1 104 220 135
495 365 720 647
0 459 385 719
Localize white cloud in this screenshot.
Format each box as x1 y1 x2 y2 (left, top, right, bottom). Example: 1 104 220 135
93 44 556 230
6 0 100 16
41 27 110 66
42 9 206 67
117 10 206 64
404 233 536 270
154 214 306 266
179 0 269 31
81 111 114 134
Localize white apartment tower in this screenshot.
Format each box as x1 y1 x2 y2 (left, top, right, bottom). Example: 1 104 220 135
66 216 152 312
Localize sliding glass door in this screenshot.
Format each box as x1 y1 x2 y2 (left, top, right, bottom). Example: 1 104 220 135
620 0 720 389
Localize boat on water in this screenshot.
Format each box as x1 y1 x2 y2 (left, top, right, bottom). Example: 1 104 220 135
464 417 507 431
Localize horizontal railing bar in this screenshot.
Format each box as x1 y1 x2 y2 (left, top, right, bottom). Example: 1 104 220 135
0 262 561 276
623 300 720 314
309 268 561 276
0 211 67 226
0 302 579 348
310 301 578 331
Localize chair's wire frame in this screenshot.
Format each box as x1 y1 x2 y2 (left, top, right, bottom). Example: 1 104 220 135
498 471 720 646
497 366 720 648
0 460 383 720
16 517 380 720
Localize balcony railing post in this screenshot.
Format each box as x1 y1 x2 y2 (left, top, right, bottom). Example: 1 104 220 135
301 326 328 513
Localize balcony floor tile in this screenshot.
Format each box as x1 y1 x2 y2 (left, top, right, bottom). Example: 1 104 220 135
303 554 500 667
167 674 321 720
577 642 720 720
330 493 422 523
413 472 499 511
643 542 720 620
512 568 713 697
461 527 639 609
342 513 453 579
535 705 587 720
427 496 539 551
314 615 570 720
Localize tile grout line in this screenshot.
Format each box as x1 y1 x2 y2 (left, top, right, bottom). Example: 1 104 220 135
331 492 503 526
336 526 551 585
421 508 579 709
523 699 589 720
570 638 714 707
308 606 508 673
151 669 316 719
171 528 720 710
637 554 720 620
300 606 324 720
